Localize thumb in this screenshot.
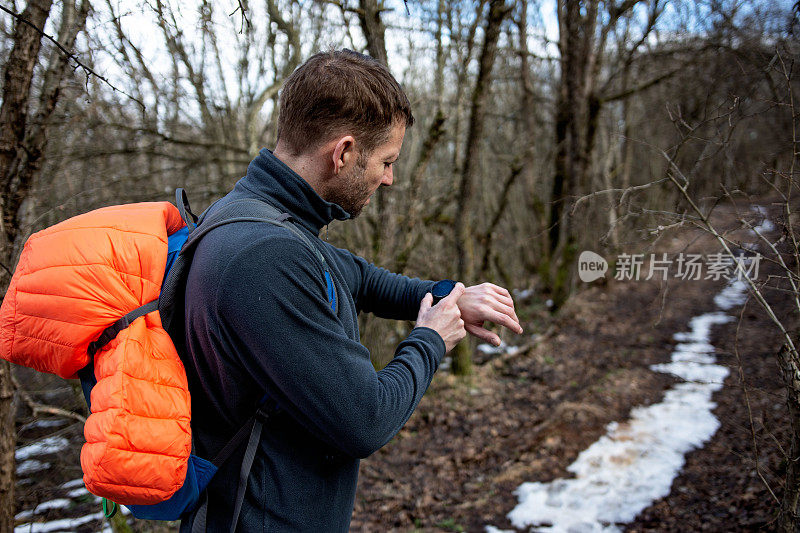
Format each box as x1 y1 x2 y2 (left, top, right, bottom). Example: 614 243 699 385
419 292 433 313
441 282 466 304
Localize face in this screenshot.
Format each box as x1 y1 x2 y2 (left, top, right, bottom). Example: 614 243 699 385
327 122 405 218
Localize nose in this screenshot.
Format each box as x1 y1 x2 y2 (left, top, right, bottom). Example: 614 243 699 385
381 167 393 187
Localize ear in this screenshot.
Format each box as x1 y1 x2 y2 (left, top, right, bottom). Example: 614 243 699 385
331 135 356 175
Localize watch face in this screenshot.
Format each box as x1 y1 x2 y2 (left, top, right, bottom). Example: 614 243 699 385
432 279 456 299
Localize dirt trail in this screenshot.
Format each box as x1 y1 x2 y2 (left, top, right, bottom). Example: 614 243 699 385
352 202 791 532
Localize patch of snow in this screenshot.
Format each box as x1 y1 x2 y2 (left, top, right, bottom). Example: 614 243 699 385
15 499 72 521
20 419 69 431
478 341 509 355
15 436 70 461
513 288 534 299
672 342 716 362
66 486 91 498
650 359 728 385
478 341 523 357
714 280 748 310
60 478 85 489
14 512 104 533
672 312 731 343
750 206 775 235
485 527 515 533
494 279 748 532
16 460 50 475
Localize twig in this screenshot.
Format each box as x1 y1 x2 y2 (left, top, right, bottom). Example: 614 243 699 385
0 4 145 109
571 178 669 215
10 374 86 424
647 220 686 235
734 298 780 504
0 5 145 109
739 216 800 312
776 48 800 297
663 149 800 361
229 0 251 33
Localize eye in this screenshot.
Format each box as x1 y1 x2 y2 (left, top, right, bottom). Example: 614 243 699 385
384 162 392 168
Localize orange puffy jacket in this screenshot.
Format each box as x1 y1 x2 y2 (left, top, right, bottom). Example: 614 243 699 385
0 202 191 505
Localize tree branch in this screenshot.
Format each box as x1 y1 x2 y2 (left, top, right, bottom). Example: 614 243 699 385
11 374 86 424
0 4 144 109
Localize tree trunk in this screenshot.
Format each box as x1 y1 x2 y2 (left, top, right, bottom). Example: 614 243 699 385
0 0 53 248
779 343 800 532
357 0 394 266
0 359 15 533
0 1 91 527
548 0 600 307
454 0 509 284
357 0 389 66
0 2 54 528
452 0 509 376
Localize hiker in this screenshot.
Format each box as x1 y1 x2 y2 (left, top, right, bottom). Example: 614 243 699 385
179 49 523 532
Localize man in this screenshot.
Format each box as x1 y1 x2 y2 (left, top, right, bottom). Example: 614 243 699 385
180 49 522 532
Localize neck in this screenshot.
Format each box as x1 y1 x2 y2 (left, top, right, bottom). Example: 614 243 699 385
273 143 329 199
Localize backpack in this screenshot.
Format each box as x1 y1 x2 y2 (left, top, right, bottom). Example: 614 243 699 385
0 189 337 527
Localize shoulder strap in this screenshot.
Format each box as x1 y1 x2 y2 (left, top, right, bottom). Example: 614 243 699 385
191 403 276 533
160 191 337 343
176 188 199 231
184 197 331 271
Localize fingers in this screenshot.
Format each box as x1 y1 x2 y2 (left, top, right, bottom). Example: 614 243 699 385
420 292 433 313
488 308 523 334
496 293 516 308
466 323 501 346
491 300 520 326
477 295 523 334
473 283 518 314
441 282 466 305
485 282 512 300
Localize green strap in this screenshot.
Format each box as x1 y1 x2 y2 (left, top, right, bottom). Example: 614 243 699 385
102 498 118 518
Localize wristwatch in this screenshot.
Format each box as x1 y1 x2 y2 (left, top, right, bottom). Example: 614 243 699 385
431 279 457 305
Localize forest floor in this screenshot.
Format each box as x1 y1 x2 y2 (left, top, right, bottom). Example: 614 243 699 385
11 199 795 532
351 200 793 533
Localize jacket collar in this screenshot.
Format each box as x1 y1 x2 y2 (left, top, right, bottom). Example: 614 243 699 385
234 148 351 235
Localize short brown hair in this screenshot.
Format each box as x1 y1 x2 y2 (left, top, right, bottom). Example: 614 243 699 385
276 49 414 156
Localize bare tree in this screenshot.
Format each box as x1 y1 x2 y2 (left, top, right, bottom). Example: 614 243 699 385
547 0 667 306
358 0 389 65
451 0 511 375
0 0 89 528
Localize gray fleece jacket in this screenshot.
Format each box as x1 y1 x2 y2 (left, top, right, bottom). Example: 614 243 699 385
178 149 446 532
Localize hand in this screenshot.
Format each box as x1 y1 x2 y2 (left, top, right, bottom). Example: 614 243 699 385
415 282 467 352
457 283 523 346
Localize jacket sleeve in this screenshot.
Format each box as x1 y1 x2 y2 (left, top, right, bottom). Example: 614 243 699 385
325 245 435 320
214 236 445 459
